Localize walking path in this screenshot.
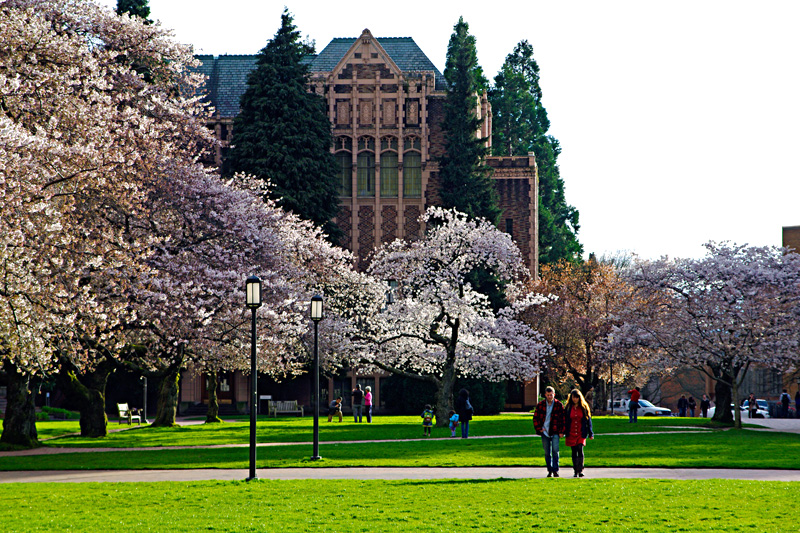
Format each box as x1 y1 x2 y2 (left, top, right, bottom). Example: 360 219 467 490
1 417 798 483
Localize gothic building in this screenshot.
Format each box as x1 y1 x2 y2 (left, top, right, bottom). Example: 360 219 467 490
179 30 539 415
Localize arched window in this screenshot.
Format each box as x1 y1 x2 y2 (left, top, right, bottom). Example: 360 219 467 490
380 136 398 197
335 136 352 196
357 136 375 197
403 136 422 198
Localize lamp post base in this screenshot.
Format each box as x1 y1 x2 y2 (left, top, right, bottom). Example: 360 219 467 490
310 456 322 461
246 475 259 481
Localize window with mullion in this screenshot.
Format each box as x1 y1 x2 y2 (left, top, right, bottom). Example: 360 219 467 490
403 151 421 198
336 151 352 196
380 151 398 197
357 151 375 197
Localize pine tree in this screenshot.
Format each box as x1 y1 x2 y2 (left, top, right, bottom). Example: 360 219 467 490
489 41 582 264
116 0 151 23
227 10 341 243
438 17 500 226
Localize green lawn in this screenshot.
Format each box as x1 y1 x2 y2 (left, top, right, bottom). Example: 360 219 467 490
0 479 795 532
0 415 796 471
40 414 717 448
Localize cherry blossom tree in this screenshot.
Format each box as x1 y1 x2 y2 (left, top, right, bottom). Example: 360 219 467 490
0 0 213 442
619 243 800 428
338 208 551 425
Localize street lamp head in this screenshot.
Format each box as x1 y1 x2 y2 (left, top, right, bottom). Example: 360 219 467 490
310 294 323 322
245 276 262 309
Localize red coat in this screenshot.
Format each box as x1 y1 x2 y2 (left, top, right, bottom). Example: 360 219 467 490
629 389 641 402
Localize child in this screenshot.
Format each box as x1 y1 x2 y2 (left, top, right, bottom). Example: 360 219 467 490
421 404 434 436
448 410 459 437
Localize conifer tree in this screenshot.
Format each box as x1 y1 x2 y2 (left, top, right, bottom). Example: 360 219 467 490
438 17 500 226
116 0 151 23
489 41 582 264
227 9 341 243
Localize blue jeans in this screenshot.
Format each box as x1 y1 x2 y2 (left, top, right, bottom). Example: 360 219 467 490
365 405 372 423
461 420 470 438
353 404 363 423
629 406 638 423
541 434 560 473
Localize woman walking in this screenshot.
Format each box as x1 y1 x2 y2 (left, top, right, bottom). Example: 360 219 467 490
564 389 593 478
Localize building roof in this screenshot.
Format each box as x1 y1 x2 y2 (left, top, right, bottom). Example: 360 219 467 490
196 36 445 118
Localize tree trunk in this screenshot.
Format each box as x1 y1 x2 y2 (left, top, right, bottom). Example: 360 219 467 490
434 364 456 428
0 360 38 448
152 365 180 427
711 377 733 425
732 378 741 430
205 370 222 423
59 358 114 438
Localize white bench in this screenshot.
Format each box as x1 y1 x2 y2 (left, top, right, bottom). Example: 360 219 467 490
117 403 142 425
268 400 304 417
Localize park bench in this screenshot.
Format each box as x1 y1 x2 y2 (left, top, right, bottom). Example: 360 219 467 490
268 400 304 417
117 403 142 425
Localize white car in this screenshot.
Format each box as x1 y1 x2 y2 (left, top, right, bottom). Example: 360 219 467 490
707 401 770 419
610 398 672 416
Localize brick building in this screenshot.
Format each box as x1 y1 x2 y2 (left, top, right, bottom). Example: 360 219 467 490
179 30 540 415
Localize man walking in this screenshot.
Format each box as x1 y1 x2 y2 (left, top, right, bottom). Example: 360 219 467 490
533 386 565 478
351 384 364 423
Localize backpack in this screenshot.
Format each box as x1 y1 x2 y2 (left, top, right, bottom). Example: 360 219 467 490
423 410 433 423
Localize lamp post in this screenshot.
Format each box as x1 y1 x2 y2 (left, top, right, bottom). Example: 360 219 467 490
245 275 262 481
310 294 323 461
140 376 147 424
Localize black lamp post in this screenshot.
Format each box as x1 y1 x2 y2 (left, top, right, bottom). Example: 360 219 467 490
310 294 323 461
140 376 148 424
245 275 262 481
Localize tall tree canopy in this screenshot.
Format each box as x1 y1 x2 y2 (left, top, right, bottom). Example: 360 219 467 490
227 9 341 243
489 41 582 265
437 17 500 226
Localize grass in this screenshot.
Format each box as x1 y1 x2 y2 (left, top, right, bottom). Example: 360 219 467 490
0 478 796 532
1 416 797 471
41 414 717 448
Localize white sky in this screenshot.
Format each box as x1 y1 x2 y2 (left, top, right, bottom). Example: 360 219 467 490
98 0 800 260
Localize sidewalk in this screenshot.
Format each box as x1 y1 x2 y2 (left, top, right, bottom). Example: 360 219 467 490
2 466 799 483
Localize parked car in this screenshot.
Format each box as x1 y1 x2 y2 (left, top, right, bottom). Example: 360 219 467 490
707 401 770 419
609 398 672 416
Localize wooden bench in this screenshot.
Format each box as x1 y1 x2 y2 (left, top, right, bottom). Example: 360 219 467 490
117 403 142 425
268 400 304 417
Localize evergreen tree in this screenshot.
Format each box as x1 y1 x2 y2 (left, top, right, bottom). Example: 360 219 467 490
438 17 500 226
489 41 582 265
116 0 151 23
227 10 341 243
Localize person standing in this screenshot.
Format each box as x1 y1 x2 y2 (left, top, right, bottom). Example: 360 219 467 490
533 386 565 477
448 410 460 437
351 384 364 423
780 389 791 418
364 386 373 423
687 396 697 417
628 387 641 423
455 388 474 439
677 395 688 417
700 394 711 418
421 404 435 437
747 393 757 419
564 389 593 478
795 391 800 419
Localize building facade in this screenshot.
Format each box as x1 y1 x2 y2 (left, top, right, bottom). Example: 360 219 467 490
180 30 540 415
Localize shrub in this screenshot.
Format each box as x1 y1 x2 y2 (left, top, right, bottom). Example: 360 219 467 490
41 406 80 420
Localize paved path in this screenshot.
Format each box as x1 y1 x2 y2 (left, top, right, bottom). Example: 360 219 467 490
2 466 799 483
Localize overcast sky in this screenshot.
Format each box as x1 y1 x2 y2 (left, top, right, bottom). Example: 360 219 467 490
97 0 800 260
